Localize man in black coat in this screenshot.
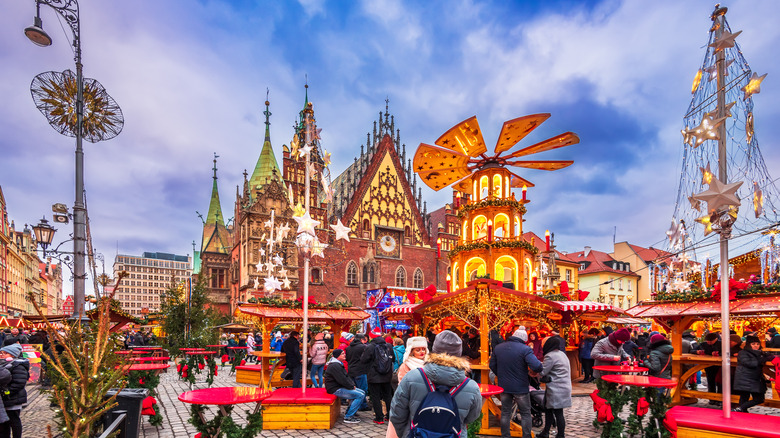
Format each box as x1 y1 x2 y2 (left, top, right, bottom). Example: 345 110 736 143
323 349 366 423
282 331 303 388
694 332 722 403
345 334 369 410
360 332 394 424
767 327 780 349
0 343 29 438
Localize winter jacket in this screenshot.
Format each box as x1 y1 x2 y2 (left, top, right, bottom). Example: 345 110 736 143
323 357 355 394
622 340 639 358
270 337 283 352
489 336 543 394
0 366 10 423
360 337 393 383
768 334 780 349
539 349 572 409
643 339 674 379
389 353 483 438
578 336 595 360
345 339 369 377
309 340 329 366
733 347 774 393
281 336 302 367
591 337 627 378
681 337 697 354
2 359 29 407
695 340 721 356
393 345 405 372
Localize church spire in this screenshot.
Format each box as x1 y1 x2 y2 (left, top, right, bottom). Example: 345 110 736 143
202 153 230 254
206 153 225 227
248 91 285 198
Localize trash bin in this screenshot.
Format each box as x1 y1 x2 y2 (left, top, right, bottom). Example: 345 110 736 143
104 388 149 438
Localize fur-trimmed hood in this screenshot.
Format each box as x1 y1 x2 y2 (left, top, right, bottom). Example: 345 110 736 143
426 352 471 371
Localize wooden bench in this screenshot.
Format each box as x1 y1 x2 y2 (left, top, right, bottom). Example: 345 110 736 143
234 365 313 387
665 405 780 438
261 387 338 430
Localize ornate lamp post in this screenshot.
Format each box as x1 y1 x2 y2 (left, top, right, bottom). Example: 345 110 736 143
31 217 57 255
24 0 87 320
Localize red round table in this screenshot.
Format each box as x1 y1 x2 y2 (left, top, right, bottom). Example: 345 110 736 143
179 387 272 437
227 346 248 350
593 365 649 374
601 374 677 388
181 348 207 352
186 351 217 355
126 356 171 362
478 384 503 397
116 350 144 356
118 363 170 373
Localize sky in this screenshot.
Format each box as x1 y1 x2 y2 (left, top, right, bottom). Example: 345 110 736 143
2 0 779 296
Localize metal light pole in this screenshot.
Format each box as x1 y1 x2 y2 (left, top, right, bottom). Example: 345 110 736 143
24 0 87 320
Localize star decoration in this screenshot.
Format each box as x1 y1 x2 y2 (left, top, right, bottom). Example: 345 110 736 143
278 268 288 278
691 115 726 147
264 219 273 229
273 254 284 266
292 203 305 217
296 233 314 250
282 277 291 289
691 69 702 94
704 101 736 119
325 186 335 203
703 60 734 81
266 237 275 247
300 143 313 157
753 181 764 218
277 223 291 241
681 128 695 147
700 163 714 185
308 162 318 177
320 173 329 192
311 239 328 258
290 134 300 157
323 150 332 166
265 261 275 273
746 112 754 143
259 248 266 257
689 193 702 212
294 212 320 236
708 29 742 51
264 276 282 293
695 213 715 236
330 219 352 242
666 219 684 247
742 72 767 100
692 175 743 214
253 278 260 289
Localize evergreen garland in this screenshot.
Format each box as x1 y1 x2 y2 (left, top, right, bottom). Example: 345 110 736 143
188 404 263 438
177 354 217 387
456 199 527 219
653 283 780 303
127 369 163 426
644 389 671 438
594 379 632 438
247 296 356 309
449 240 539 258
624 386 645 437
467 412 483 438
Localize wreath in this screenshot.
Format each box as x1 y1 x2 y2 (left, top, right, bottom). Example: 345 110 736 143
177 354 217 387
189 404 263 438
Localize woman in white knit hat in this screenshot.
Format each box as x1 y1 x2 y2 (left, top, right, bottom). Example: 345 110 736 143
396 336 429 381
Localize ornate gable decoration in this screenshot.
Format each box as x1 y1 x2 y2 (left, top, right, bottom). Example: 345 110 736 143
342 134 430 245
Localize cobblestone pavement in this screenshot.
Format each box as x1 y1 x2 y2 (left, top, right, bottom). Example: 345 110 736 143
19 364 780 438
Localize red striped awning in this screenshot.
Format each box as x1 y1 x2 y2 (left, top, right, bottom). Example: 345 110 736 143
381 304 419 314
555 301 616 312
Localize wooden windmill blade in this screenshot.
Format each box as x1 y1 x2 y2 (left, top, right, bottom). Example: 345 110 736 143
417 167 473 191
413 143 471 173
506 160 574 171
434 116 487 157
507 171 535 188
494 113 551 154
507 132 580 159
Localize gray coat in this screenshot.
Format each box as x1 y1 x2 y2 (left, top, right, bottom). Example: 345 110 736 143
591 337 627 378
389 353 483 438
539 350 572 409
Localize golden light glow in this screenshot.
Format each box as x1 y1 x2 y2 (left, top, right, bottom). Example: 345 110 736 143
691 69 702 94
545 229 550 237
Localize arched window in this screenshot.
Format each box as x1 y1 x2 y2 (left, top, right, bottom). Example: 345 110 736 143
310 267 322 284
363 262 375 283
346 261 358 286
395 266 406 287
413 268 423 289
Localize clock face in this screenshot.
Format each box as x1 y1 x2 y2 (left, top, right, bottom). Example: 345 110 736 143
380 235 397 253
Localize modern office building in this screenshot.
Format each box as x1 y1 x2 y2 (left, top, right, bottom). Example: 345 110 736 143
113 252 192 318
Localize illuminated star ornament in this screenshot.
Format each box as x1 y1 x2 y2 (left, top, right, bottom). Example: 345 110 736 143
277 223 291 241
741 72 767 100
703 60 734 81
708 29 742 51
700 163 714 185
753 181 764 218
704 101 735 119
688 193 702 212
691 69 702 94
666 219 684 247
681 127 695 147
330 219 352 242
273 254 284 266
311 239 328 258
264 276 283 293
300 143 313 157
323 150 332 166
253 278 260 289
292 203 305 217
294 212 320 236
691 115 726 147
692 175 743 214
282 277 291 289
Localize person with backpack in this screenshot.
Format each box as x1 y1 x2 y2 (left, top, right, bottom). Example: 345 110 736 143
361 330 395 424
643 334 673 379
388 330 482 438
537 336 572 438
489 327 542 438
309 333 330 388
346 334 370 411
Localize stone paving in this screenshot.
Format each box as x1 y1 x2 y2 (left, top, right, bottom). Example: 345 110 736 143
19 364 780 438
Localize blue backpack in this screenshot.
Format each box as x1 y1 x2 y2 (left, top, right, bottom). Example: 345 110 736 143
410 368 469 438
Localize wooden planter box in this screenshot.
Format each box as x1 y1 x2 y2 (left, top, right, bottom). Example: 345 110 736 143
261 387 338 430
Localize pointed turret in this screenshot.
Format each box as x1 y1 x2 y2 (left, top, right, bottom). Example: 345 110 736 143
201 154 231 254
248 94 285 199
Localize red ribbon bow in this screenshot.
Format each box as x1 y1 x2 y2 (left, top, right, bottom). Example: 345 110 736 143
221 354 229 363
590 390 607 411
636 397 649 417
597 403 615 423
198 363 205 370
214 365 219 376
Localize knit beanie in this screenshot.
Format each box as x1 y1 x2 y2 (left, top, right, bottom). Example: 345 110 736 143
745 335 760 347
650 334 665 344
729 334 743 346
402 336 429 363
609 328 631 345
331 348 344 359
513 326 529 343
0 344 21 358
432 330 462 356
705 333 719 342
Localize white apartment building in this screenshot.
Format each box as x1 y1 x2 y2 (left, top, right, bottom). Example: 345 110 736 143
113 252 192 318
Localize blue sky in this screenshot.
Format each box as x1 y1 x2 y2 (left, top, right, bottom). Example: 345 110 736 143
2 1 779 294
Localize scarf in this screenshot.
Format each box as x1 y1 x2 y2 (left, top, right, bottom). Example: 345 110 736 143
404 356 426 370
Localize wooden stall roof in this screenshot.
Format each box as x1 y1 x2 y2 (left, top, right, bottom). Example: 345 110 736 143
234 305 370 322
214 322 254 332
627 294 780 320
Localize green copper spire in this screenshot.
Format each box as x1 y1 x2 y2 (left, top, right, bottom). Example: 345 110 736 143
248 92 285 198
206 153 225 227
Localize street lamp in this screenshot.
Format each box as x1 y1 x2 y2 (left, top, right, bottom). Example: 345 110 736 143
31 217 56 255
24 0 87 320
